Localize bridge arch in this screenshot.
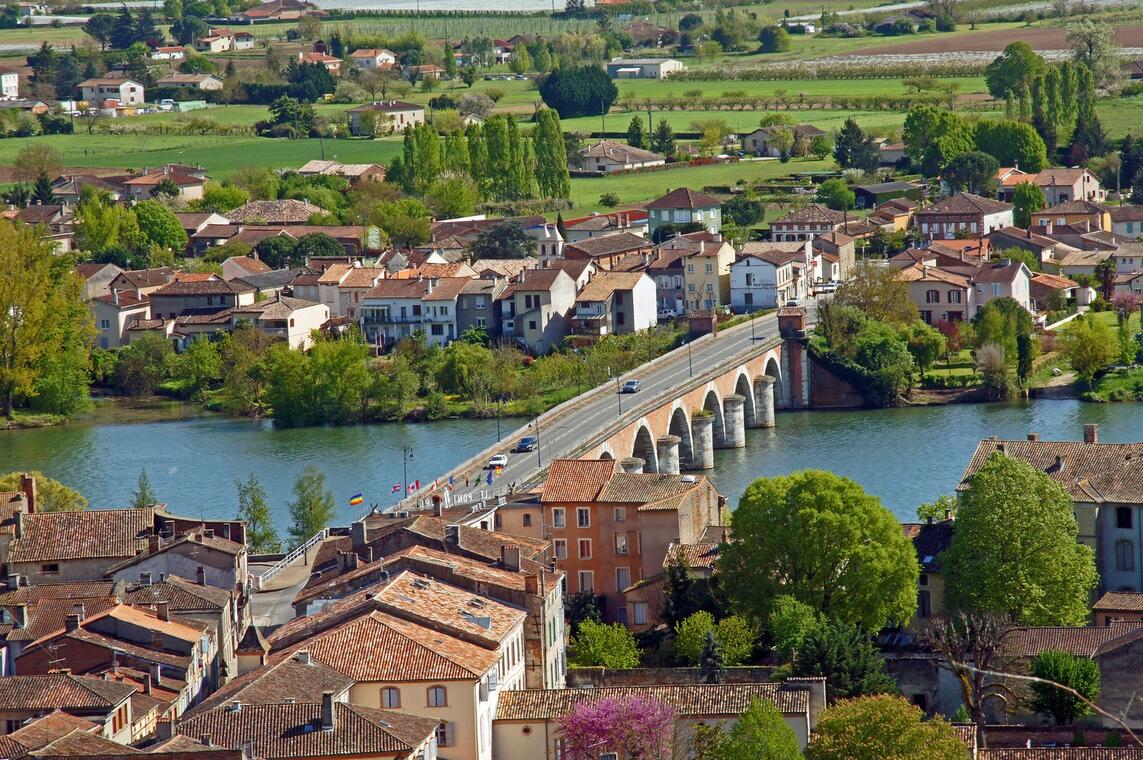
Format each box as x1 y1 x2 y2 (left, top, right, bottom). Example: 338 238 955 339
631 424 659 473
599 449 614 460
734 371 757 427
702 389 725 445
765 356 785 409
668 406 694 469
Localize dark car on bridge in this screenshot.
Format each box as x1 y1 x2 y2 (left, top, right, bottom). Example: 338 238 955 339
514 436 538 452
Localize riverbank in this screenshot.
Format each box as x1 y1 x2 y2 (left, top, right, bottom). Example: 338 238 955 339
0 412 67 430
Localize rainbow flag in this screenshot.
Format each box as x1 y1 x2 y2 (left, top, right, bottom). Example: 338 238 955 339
348 493 364 506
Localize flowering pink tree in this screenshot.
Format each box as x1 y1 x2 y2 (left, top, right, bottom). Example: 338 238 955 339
557 695 675 760
1111 292 1141 326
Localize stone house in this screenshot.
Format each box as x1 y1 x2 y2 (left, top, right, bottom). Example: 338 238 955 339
574 141 665 173
496 268 577 355
894 262 974 325
106 529 247 596
730 247 806 311
562 210 649 244
1035 167 1105 205
91 290 151 349
768 204 848 242
563 232 654 270
346 101 425 135
972 258 1033 314
646 188 722 236
571 270 658 337
914 193 1014 240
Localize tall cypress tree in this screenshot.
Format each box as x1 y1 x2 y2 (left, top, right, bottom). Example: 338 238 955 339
533 107 570 200
466 122 489 196
483 115 511 202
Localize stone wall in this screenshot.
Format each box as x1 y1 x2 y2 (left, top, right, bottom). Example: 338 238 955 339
808 357 865 408
567 666 775 688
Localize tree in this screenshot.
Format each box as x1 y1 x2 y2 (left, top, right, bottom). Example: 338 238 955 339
1069 105 1108 165
974 119 1048 173
942 151 999 196
509 44 532 74
467 221 533 260
790 619 897 701
236 474 281 554
809 135 832 160
720 470 918 630
1068 18 1124 94
723 196 766 228
0 222 92 418
717 698 803 760
176 337 221 401
133 200 188 252
287 465 335 548
903 105 974 177
0 471 86 512
571 620 641 668
650 119 676 157
131 468 157 508
975 342 1012 400
626 116 646 149
1060 313 1117 387
255 235 299 269
13 144 61 184
833 118 879 173
917 494 958 522
1096 256 1117 300
371 198 431 248
984 41 1046 99
834 261 919 326
943 452 1098 626
815 179 854 211
533 107 571 200
806 696 970 760
565 590 603 636
769 595 820 662
557 696 674 760
1012 182 1046 228
1030 649 1101 725
900 320 947 378
972 297 1035 366
758 25 790 53
539 65 618 119
699 632 726 684
84 13 116 50
293 233 345 261
425 177 480 219
114 333 173 396
923 611 1010 725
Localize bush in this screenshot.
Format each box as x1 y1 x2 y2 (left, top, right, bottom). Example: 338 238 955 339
539 65 617 118
599 192 620 207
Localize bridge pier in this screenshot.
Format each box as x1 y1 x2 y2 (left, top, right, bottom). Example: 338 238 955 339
690 416 715 470
656 435 681 475
620 457 645 474
753 375 776 428
721 394 746 448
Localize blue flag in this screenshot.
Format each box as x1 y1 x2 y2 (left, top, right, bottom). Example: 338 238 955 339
486 470 493 485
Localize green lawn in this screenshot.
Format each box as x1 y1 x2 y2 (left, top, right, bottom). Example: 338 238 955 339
568 156 831 213
615 76 989 100
0 133 403 177
1095 96 1143 140
926 348 977 380
0 24 96 49
562 108 913 137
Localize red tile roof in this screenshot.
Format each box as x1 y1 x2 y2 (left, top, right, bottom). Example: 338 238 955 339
7 509 154 563
495 683 808 721
645 188 721 210
1002 621 1143 658
540 459 620 502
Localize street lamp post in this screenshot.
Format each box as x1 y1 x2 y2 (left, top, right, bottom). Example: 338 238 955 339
687 337 694 377
401 444 413 501
615 377 623 414
533 417 542 467
496 399 502 442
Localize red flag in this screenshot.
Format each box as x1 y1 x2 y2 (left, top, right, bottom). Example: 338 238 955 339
391 484 401 493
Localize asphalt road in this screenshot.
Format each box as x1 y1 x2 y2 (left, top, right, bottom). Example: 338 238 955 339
432 305 805 507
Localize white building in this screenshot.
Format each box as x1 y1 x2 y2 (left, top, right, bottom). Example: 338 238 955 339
78 77 145 106
0 68 19 99
973 259 1033 315
348 48 397 69
571 271 657 336
605 58 685 79
730 246 807 311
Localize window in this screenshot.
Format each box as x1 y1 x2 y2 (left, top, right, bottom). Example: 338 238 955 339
577 507 590 528
578 571 594 592
948 290 962 304
601 753 619 760
552 508 565 528
925 289 940 304
918 589 932 618
705 283 713 292
616 567 631 590
744 292 753 306
687 284 695 292
100 319 111 329
578 539 592 559
436 722 452 747
40 563 59 575
430 324 444 336
1118 507 1133 530
554 539 567 559
686 264 694 272
632 602 649 625
381 687 400 708
615 533 628 555
528 320 537 330
1117 540 1135 572
745 273 754 287
705 263 713 273
614 507 625 523
523 513 532 527
992 284 1000 297
427 686 447 707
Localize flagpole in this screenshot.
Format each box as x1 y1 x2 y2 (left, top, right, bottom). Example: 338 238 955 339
401 444 413 503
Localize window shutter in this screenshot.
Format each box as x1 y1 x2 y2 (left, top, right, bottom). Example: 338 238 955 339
445 721 455 747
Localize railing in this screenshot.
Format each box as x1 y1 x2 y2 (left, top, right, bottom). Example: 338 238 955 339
253 528 329 591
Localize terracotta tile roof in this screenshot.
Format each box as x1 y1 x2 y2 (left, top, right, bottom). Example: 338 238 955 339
1034 168 1095 186
921 192 1012 216
665 541 719 570
959 438 1143 504
1057 248 1112 268
901 520 953 571
32 728 141 756
152 279 250 297
421 277 470 302
302 610 498 680
177 701 438 759
989 226 1060 249
93 292 149 309
123 576 232 612
227 200 323 224
2 596 119 642
346 100 423 114
224 256 271 275
565 210 648 231
1030 272 1078 291
580 140 664 164
53 627 191 670
148 734 221 752
402 515 549 560
565 232 652 260
645 188 721 210
230 295 324 321
599 473 707 506
7 508 154 563
1038 200 1108 215
495 683 807 721
1109 206 1143 223
362 278 428 300
541 459 620 502
771 204 847 226
575 271 647 302
1093 591 1143 612
106 531 243 575
1001 621 1143 658
973 260 1026 284
737 247 802 267
0 491 27 536
185 650 354 717
339 267 385 288
0 675 135 711
8 711 99 752
471 258 536 279
371 570 525 646
0 735 24 758
981 752 1143 759
499 269 566 298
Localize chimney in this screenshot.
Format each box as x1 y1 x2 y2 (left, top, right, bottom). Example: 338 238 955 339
151 663 162 686
204 528 214 539
18 474 36 514
156 601 170 621
149 534 161 554
200 735 212 747
296 650 312 665
65 614 80 632
230 700 241 713
6 575 17 591
73 603 85 620
112 289 119 305
445 525 460 544
524 573 539 595
196 565 206 586
156 720 173 741
1084 423 1099 444
501 545 521 572
321 691 335 731
140 571 152 586
997 442 1006 455
1027 432 1039 442
143 673 152 695
1055 455 1064 471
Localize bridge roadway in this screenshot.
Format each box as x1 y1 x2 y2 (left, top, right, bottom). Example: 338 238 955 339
381 309 796 515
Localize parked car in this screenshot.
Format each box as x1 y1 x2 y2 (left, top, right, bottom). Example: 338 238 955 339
785 298 801 307
514 436 538 452
621 379 641 394
487 454 508 469
657 308 676 321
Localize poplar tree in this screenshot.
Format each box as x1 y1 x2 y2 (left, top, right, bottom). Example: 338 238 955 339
533 107 570 199
466 122 489 195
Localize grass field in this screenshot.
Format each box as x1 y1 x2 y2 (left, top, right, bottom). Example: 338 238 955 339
0 132 403 176
615 76 990 100
568 156 831 213
561 108 915 137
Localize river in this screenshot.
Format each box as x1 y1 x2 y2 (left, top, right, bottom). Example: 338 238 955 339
0 398 1134 530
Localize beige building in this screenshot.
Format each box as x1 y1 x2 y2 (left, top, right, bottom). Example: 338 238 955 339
575 140 665 173
78 77 144 106
229 294 329 350
674 232 734 311
497 268 577 354
347 101 426 136
493 680 826 758
91 290 151 348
